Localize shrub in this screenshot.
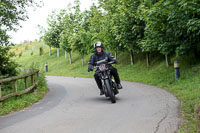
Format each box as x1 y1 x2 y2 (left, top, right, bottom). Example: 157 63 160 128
0 46 18 77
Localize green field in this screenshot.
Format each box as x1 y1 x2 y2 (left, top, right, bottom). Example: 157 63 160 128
11 41 200 133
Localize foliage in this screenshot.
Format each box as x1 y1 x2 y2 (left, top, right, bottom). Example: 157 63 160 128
0 62 48 116
0 0 41 77
43 9 66 48
98 2 122 52
0 46 18 78
0 0 41 46
60 13 72 53
87 4 104 44
38 0 200 61
138 0 200 56
70 4 94 56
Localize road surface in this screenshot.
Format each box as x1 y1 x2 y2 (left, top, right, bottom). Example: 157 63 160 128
0 76 180 133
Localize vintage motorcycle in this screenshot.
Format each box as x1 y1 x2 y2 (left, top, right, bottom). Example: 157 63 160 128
94 58 119 103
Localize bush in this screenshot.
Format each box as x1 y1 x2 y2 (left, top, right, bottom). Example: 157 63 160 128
0 46 18 77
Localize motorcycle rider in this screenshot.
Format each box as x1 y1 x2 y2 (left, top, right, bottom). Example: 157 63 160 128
88 41 123 95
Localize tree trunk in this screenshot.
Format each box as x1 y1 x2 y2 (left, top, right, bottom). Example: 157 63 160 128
115 50 117 60
65 51 67 59
194 44 200 58
146 52 150 67
57 48 59 57
81 55 84 66
130 50 134 65
165 54 170 67
49 46 51 56
69 51 72 64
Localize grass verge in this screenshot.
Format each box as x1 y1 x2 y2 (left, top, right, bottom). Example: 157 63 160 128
0 62 48 116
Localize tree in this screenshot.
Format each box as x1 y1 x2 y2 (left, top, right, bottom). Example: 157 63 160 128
118 0 145 65
0 46 18 78
87 4 105 45
98 1 122 59
138 0 200 67
60 12 74 64
0 0 40 77
138 0 165 66
0 0 41 46
99 0 145 65
71 1 93 66
60 1 81 64
70 28 92 66
43 10 66 57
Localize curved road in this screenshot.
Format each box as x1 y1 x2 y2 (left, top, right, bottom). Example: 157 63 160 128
0 76 180 133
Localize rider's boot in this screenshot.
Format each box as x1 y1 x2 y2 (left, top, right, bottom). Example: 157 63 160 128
100 89 104 95
117 83 123 89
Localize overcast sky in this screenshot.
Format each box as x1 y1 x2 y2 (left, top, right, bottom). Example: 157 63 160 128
9 0 97 44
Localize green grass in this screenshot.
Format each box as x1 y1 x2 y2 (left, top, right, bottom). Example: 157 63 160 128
11 41 200 133
0 69 48 115
0 86 47 115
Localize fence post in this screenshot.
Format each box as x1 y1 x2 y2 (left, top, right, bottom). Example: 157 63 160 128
0 83 2 98
14 80 18 92
36 72 39 81
0 70 39 102
174 61 180 81
31 75 34 85
0 83 2 108
45 62 48 72
0 84 2 107
24 77 27 89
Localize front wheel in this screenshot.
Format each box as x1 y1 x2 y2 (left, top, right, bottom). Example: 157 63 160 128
105 79 116 103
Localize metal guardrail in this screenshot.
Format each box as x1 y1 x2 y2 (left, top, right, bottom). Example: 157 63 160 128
0 70 40 101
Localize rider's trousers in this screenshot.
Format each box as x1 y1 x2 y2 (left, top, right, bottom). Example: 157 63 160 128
94 66 120 90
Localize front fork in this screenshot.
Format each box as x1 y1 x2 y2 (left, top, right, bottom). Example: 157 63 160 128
101 71 118 96
111 79 119 95
101 72 109 97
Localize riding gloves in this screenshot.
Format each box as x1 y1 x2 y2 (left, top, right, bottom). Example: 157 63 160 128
88 65 94 72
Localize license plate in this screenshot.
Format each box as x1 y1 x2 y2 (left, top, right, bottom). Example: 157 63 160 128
99 65 106 71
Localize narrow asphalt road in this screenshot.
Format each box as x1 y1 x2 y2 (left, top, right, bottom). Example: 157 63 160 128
0 76 180 133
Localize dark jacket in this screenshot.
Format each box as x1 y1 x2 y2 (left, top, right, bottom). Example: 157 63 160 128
88 51 117 68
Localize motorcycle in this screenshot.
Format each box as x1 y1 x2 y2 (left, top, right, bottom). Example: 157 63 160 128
93 58 119 103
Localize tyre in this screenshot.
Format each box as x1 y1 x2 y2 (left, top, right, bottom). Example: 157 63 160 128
105 79 116 103
112 80 119 95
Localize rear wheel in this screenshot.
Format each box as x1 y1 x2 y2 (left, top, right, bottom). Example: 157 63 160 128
105 79 116 103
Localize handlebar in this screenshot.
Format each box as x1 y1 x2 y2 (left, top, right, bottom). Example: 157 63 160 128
94 61 115 69
96 58 108 65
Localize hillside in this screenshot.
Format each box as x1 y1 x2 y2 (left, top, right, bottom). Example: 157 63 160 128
11 41 200 132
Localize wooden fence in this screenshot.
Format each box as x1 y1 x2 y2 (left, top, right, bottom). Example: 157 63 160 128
0 70 40 101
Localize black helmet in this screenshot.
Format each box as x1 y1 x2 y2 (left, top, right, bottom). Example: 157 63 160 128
94 42 104 49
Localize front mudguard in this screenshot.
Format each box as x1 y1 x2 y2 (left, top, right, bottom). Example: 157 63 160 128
112 79 119 95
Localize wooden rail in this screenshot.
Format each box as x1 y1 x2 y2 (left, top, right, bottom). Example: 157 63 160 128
0 70 40 101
